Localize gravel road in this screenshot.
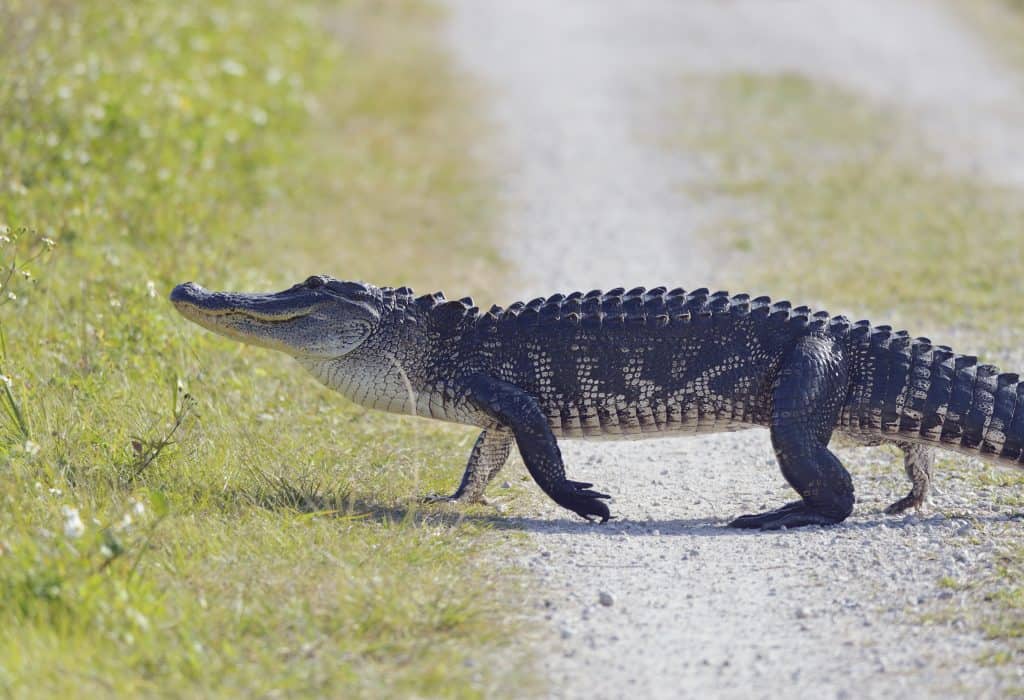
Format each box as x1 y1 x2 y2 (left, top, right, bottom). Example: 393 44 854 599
446 2 1024 697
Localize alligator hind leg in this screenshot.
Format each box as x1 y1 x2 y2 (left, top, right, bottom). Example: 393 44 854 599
730 336 854 530
424 428 513 505
884 442 934 514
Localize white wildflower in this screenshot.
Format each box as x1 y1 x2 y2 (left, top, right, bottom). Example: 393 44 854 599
42 237 56 249
7 292 16 301
109 298 121 309
132 500 145 517
61 506 85 539
146 280 157 298
119 512 132 530
100 544 114 558
0 374 11 388
0 235 10 245
24 440 40 456
128 608 150 630
220 59 246 77
48 487 62 496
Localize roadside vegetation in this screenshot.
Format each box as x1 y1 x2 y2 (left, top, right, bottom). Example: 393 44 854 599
675 64 1024 676
0 1 528 697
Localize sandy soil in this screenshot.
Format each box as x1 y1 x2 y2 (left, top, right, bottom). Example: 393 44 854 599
446 1 1024 697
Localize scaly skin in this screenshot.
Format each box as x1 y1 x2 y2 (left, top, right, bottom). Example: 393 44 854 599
171 276 1023 529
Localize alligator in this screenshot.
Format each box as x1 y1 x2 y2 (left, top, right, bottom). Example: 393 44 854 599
170 276 1021 529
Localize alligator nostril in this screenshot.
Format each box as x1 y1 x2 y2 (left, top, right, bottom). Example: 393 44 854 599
305 275 324 289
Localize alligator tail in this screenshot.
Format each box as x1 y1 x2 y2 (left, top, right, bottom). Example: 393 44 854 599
840 324 1024 465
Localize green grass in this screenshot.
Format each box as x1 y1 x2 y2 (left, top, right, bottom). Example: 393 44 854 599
0 1 532 697
675 68 1024 671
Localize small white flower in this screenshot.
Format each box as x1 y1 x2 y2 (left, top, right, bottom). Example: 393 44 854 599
220 59 246 77
128 608 150 630
132 500 146 517
100 544 113 558
109 298 121 309
146 280 157 298
24 440 40 456
0 374 11 388
62 506 85 539
48 487 62 496
119 512 132 530
42 237 56 249
7 292 16 301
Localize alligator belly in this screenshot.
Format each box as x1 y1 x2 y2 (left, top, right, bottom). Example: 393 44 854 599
548 400 757 440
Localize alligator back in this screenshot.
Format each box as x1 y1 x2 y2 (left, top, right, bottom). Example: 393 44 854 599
469 287 814 439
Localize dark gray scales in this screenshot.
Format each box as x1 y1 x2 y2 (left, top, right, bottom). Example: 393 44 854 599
171 277 1024 529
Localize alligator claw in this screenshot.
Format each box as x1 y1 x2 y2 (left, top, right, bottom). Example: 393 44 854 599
421 492 491 506
556 481 612 523
729 500 844 530
421 492 458 504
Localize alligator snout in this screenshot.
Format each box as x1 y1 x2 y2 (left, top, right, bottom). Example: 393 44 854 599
170 282 205 304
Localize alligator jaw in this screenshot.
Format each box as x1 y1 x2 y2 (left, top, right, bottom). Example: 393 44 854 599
170 281 321 353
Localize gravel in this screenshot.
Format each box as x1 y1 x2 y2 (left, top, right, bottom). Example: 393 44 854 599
446 1 1024 697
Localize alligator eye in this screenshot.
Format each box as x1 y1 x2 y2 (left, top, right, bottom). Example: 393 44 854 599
304 275 324 289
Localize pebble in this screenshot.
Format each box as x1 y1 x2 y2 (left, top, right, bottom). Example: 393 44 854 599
599 591 615 607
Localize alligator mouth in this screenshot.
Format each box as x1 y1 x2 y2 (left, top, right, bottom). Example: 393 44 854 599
170 282 317 323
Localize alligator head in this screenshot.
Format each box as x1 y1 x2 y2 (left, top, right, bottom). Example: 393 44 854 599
170 275 383 359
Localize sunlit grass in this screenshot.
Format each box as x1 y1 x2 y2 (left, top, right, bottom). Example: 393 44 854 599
0 1 531 696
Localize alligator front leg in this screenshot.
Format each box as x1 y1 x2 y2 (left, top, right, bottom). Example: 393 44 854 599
730 335 855 530
426 428 513 505
465 374 611 522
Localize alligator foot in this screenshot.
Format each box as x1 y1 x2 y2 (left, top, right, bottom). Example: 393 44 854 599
884 494 926 515
729 500 846 530
554 480 612 523
421 492 494 507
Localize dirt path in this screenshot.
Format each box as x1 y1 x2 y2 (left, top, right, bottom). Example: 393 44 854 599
446 2 1024 697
